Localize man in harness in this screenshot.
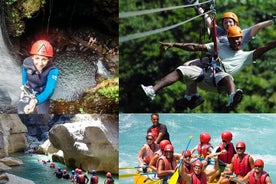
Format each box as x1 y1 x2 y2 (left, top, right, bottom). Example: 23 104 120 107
141 25 276 109
17 40 59 114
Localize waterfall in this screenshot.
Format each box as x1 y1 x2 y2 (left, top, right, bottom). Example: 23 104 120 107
0 14 21 113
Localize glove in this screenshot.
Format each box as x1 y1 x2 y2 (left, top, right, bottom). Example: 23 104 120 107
24 98 38 114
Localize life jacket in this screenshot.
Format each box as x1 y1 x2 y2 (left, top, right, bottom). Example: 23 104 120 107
157 155 177 179
105 177 114 184
249 170 268 184
90 175 99 184
191 172 207 184
218 143 235 164
143 143 159 164
23 56 56 94
233 154 251 176
197 143 212 158
178 163 193 184
78 174 86 183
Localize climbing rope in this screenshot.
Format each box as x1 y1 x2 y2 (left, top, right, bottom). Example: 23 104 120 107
119 0 212 19
120 0 214 43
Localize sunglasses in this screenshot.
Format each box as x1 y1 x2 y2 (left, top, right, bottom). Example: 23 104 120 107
236 147 244 150
184 156 191 159
255 165 263 168
146 138 153 140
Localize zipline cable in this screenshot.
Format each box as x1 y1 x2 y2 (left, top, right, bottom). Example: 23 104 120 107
119 10 212 43
119 0 212 19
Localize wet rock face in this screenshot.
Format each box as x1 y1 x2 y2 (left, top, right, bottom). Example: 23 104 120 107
0 114 28 158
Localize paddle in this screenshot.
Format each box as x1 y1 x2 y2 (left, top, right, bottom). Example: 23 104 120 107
119 172 157 178
226 174 246 184
168 135 193 184
119 166 141 170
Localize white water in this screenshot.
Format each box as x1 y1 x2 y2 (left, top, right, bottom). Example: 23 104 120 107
0 26 21 112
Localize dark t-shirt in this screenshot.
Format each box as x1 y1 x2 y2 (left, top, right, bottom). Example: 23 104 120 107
147 123 170 143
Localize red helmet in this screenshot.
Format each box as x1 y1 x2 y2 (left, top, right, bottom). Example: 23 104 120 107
183 150 192 157
146 132 154 138
164 144 174 152
193 160 203 168
77 169 82 174
221 131 232 142
30 40 53 57
236 142 246 149
159 140 170 150
200 132 211 143
106 172 112 177
254 159 264 167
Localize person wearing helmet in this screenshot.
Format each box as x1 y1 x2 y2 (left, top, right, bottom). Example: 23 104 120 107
142 9 276 110
76 169 89 184
62 169 70 179
142 25 276 110
157 144 178 183
179 160 207 184
178 150 194 184
148 139 171 171
219 141 254 184
90 169 98 184
214 131 236 165
54 167 63 179
71 170 77 183
17 39 58 114
104 172 114 184
191 132 213 158
241 159 272 184
147 113 170 144
137 132 159 172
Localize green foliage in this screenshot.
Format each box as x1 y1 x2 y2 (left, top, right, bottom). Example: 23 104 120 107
119 0 276 113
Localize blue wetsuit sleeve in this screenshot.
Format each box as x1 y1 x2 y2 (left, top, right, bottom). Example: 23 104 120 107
36 68 59 104
22 67 27 85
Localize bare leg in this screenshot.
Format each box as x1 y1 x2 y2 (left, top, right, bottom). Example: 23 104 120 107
153 70 181 92
217 76 235 95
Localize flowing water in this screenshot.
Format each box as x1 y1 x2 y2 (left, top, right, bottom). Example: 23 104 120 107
119 113 276 184
8 153 118 184
0 24 21 113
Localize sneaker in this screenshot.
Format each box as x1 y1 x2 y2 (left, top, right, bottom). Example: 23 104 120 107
175 95 204 111
227 89 243 107
141 84 155 101
188 95 205 109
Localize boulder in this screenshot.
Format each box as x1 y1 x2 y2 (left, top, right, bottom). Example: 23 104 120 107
2 173 35 184
0 157 23 166
0 114 28 157
49 114 118 173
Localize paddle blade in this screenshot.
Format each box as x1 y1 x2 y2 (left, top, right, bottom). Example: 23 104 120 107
119 173 138 178
168 169 179 184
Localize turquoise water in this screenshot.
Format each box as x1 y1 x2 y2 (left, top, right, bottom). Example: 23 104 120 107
8 153 118 184
119 113 276 184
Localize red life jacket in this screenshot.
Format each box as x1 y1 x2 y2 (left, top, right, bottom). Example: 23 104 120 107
90 175 99 184
233 154 251 176
191 172 207 184
249 170 268 184
157 155 177 178
78 174 85 183
197 143 211 158
143 143 159 164
178 163 193 184
218 143 235 164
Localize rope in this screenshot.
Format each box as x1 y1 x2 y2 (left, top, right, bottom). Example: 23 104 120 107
119 0 212 19
119 10 212 43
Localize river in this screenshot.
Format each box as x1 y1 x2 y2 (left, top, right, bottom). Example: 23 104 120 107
8 153 118 184
119 113 276 184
